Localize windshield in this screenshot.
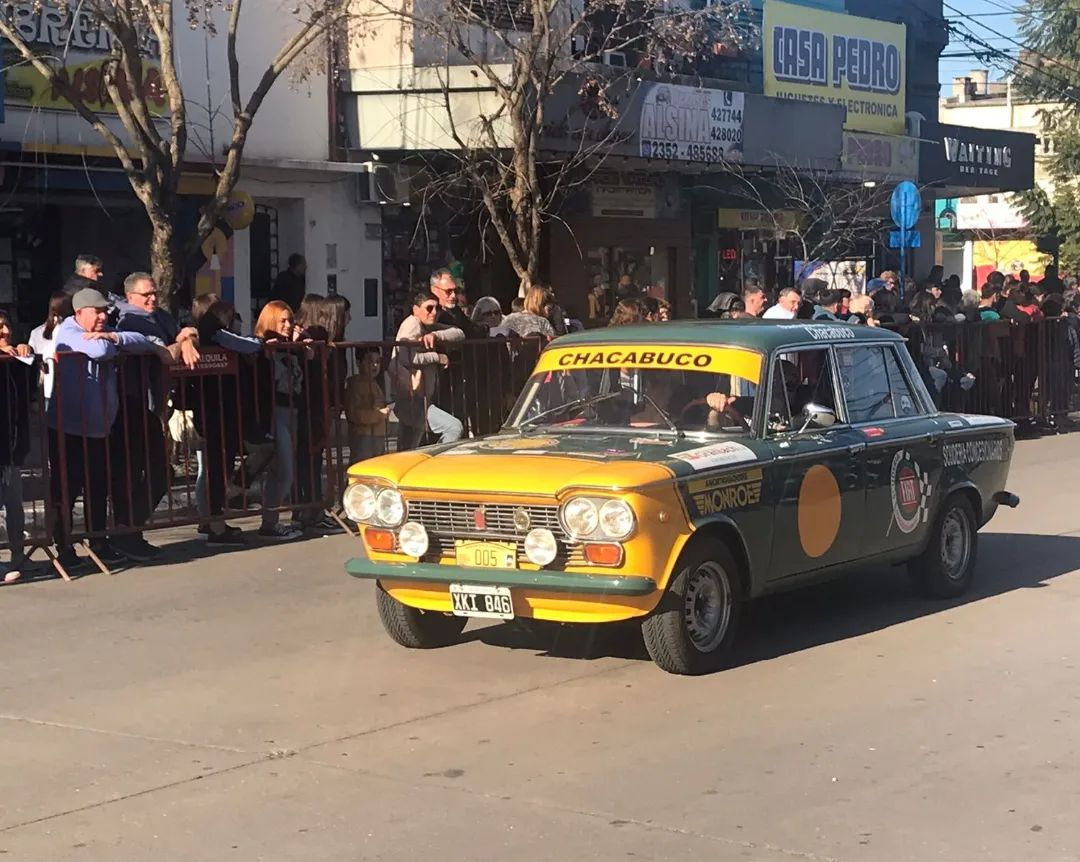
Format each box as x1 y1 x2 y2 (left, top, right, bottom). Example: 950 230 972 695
508 343 763 436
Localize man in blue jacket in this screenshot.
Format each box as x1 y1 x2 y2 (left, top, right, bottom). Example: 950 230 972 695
47 287 175 572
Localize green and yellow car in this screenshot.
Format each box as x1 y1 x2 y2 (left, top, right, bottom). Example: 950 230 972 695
344 321 1018 674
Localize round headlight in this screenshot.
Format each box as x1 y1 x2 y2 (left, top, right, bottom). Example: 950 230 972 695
524 528 558 567
343 484 376 522
599 499 635 540
561 497 599 539
398 522 429 558
375 488 406 527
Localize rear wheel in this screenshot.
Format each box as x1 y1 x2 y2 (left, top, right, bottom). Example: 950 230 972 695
641 540 744 675
376 585 468 648
909 494 978 599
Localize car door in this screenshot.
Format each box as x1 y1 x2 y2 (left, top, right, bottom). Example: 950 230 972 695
765 346 867 581
835 342 942 558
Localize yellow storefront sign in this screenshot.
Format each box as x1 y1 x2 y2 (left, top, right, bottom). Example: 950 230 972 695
536 344 762 383
763 0 906 134
3 53 166 115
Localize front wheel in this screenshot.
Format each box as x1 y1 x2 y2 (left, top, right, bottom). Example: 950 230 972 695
376 585 468 648
909 494 978 599
641 540 744 675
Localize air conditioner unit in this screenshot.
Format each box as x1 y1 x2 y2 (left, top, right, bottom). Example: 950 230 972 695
602 50 627 68
355 163 408 206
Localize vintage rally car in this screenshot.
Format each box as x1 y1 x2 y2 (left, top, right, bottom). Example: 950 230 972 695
344 320 1019 674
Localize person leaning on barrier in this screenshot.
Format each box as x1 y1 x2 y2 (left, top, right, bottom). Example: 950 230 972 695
47 288 179 574
110 272 200 563
391 290 465 451
0 310 35 584
28 291 72 407
192 300 262 546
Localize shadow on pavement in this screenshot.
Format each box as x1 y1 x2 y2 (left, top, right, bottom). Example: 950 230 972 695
472 532 1080 670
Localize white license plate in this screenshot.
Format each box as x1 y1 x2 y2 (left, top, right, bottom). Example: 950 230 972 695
449 583 514 620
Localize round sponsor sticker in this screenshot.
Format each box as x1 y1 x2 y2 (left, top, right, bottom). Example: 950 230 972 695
890 449 931 534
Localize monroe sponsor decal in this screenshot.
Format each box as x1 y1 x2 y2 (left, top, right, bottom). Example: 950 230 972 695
535 344 762 383
889 449 931 535
670 440 757 472
687 468 763 516
943 437 1008 467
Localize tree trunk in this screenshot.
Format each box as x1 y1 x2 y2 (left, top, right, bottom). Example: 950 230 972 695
149 217 181 303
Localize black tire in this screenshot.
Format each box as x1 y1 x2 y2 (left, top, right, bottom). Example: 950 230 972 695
641 539 744 675
909 494 978 599
375 585 468 648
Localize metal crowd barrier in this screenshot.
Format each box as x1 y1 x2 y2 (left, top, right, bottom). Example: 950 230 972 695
12 333 544 580
889 318 1079 425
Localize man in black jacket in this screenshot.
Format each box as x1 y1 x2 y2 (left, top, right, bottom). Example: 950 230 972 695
270 254 307 311
429 268 494 435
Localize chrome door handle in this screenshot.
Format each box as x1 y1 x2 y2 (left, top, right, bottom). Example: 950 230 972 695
847 443 866 454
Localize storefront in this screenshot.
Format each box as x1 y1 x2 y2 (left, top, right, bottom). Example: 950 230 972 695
921 122 1038 290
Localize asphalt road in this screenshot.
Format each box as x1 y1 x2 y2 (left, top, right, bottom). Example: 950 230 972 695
2 434 1079 861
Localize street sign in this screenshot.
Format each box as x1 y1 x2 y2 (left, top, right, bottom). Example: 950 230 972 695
890 181 921 230
889 230 921 249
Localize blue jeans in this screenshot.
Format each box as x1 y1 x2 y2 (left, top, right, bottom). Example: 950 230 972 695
349 434 386 463
262 406 295 528
397 405 463 451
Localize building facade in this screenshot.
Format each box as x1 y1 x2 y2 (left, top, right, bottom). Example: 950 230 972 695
0 2 385 340
934 72 1055 289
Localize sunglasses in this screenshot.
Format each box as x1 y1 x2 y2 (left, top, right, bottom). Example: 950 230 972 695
420 303 438 313
437 285 459 294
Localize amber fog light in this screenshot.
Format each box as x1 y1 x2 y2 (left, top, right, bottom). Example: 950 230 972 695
524 528 558 566
364 527 395 553
398 522 429 558
584 543 623 566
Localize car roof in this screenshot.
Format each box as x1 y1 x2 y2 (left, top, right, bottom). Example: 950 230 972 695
551 319 904 354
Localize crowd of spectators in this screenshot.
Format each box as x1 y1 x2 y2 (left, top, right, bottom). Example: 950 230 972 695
3 251 1079 585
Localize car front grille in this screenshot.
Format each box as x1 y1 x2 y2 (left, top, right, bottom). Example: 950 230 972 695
405 499 585 567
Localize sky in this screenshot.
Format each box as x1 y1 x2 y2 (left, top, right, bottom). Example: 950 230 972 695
939 0 1023 93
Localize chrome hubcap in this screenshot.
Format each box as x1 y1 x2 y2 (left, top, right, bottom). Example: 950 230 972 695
683 562 732 653
940 509 971 581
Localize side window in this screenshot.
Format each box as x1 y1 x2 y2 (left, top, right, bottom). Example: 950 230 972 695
767 348 839 434
883 346 923 417
837 346 894 423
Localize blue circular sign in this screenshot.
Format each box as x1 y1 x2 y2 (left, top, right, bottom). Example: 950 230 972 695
890 181 922 231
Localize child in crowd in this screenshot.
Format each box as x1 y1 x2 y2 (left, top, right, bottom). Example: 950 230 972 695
345 347 390 462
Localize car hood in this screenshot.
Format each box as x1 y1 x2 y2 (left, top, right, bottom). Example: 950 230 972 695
347 432 771 495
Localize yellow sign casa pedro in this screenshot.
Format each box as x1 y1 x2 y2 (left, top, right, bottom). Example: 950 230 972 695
763 0 907 134
536 344 762 384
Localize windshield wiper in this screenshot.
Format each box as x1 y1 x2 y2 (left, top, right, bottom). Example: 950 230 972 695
518 390 624 430
635 390 683 437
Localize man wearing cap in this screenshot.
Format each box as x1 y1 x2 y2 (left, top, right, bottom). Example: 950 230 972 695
47 287 177 572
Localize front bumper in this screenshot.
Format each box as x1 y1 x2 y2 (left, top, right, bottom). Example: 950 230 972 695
345 557 657 596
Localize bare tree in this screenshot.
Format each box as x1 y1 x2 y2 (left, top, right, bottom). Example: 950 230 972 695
370 0 749 292
722 160 895 284
0 1 352 298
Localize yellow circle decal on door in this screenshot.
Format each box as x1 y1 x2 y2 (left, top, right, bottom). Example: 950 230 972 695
797 465 842 558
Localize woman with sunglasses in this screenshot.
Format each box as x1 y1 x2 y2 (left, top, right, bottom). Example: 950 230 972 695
390 291 465 451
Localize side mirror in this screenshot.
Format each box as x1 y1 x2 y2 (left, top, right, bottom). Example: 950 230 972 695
799 402 837 432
